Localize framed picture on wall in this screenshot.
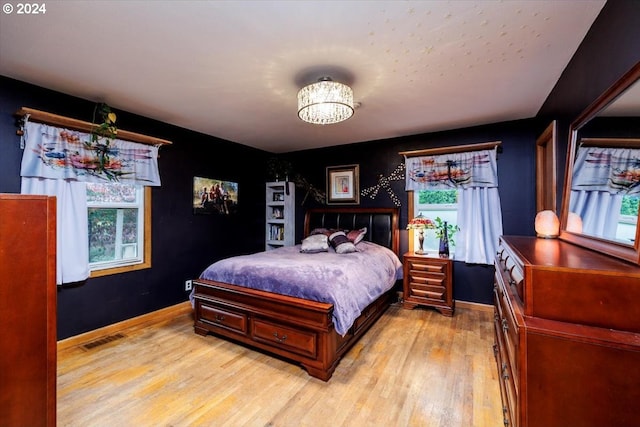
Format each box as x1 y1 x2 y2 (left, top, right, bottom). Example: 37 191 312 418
326 164 359 205
193 176 238 215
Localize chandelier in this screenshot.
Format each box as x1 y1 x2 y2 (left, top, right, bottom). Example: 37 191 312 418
297 77 354 125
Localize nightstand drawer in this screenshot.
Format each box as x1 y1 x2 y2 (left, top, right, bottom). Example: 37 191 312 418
407 259 447 274
409 283 445 300
409 273 446 287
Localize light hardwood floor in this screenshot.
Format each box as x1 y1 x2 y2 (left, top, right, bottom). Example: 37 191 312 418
57 302 502 427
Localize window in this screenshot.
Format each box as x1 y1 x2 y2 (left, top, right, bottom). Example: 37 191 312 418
87 183 151 277
618 195 639 242
411 189 459 253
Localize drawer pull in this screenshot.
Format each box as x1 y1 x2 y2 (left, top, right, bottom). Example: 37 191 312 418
501 362 509 380
493 343 498 356
215 314 225 322
502 318 508 334
273 332 288 343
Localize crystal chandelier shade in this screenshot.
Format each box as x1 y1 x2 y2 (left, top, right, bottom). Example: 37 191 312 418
297 78 354 125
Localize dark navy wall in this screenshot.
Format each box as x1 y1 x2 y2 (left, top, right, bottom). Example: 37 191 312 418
0 77 270 339
283 118 544 304
538 0 640 200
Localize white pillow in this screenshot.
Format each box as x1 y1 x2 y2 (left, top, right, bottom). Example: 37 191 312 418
300 234 329 253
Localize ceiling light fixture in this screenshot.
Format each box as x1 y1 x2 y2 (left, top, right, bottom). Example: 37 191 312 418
297 77 354 125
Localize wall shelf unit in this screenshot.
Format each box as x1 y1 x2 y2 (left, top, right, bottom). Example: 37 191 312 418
266 181 295 250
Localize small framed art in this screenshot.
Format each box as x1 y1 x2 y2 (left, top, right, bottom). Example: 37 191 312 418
193 176 238 215
326 164 360 205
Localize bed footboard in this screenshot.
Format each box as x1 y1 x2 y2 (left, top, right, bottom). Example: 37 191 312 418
193 279 394 381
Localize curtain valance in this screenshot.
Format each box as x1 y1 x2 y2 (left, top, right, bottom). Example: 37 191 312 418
405 148 498 191
572 145 640 195
21 121 161 186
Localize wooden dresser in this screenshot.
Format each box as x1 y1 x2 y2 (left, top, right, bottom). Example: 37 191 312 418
494 235 640 427
0 195 57 427
402 252 454 316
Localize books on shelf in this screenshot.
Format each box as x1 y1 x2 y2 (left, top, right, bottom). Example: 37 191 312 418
269 224 284 241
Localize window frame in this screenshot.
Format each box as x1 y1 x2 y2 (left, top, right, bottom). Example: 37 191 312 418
408 190 459 253
89 186 152 278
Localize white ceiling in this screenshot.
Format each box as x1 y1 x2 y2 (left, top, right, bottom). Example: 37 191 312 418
0 1 606 153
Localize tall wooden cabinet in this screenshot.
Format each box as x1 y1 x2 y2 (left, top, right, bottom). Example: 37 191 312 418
494 235 640 427
265 182 295 250
0 194 57 427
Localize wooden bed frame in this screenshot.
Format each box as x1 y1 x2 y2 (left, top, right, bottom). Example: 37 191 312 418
192 207 400 381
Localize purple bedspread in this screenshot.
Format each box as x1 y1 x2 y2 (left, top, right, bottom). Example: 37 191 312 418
199 241 403 336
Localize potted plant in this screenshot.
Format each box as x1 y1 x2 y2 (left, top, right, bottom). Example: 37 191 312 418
433 217 459 258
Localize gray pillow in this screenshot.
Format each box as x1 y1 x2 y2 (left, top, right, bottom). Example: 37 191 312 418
300 234 329 253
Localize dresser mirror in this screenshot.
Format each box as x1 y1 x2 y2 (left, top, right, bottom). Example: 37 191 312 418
559 61 640 264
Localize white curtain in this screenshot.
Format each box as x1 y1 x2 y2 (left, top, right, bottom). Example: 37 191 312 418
21 121 161 186
455 187 503 264
19 120 161 284
405 149 499 190
569 189 622 239
569 145 638 240
572 145 640 194
21 177 89 285
405 148 503 265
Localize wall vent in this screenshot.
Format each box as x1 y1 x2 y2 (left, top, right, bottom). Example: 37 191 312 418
82 333 126 350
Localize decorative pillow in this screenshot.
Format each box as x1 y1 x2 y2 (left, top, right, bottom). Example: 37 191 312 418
300 234 329 253
346 227 367 245
328 231 358 254
309 227 332 237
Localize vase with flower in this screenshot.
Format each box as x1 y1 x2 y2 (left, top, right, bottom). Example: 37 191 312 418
406 214 435 254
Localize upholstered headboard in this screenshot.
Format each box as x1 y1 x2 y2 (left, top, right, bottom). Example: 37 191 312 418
304 207 400 255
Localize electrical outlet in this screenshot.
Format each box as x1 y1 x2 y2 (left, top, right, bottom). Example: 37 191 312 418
185 279 192 291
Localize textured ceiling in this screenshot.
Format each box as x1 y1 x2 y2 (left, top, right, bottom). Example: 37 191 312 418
0 1 606 153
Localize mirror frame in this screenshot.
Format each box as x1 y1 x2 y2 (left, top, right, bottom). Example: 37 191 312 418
559 61 640 264
536 120 558 213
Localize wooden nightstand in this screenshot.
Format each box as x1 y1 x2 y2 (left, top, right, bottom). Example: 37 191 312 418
402 252 454 316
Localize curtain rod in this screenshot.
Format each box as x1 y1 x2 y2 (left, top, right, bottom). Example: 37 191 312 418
398 141 502 157
15 107 173 147
580 138 640 148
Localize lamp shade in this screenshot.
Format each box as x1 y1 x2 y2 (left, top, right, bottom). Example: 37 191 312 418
297 78 354 125
535 210 560 238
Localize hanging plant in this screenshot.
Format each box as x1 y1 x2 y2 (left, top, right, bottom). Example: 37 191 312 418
266 157 293 182
85 103 120 180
